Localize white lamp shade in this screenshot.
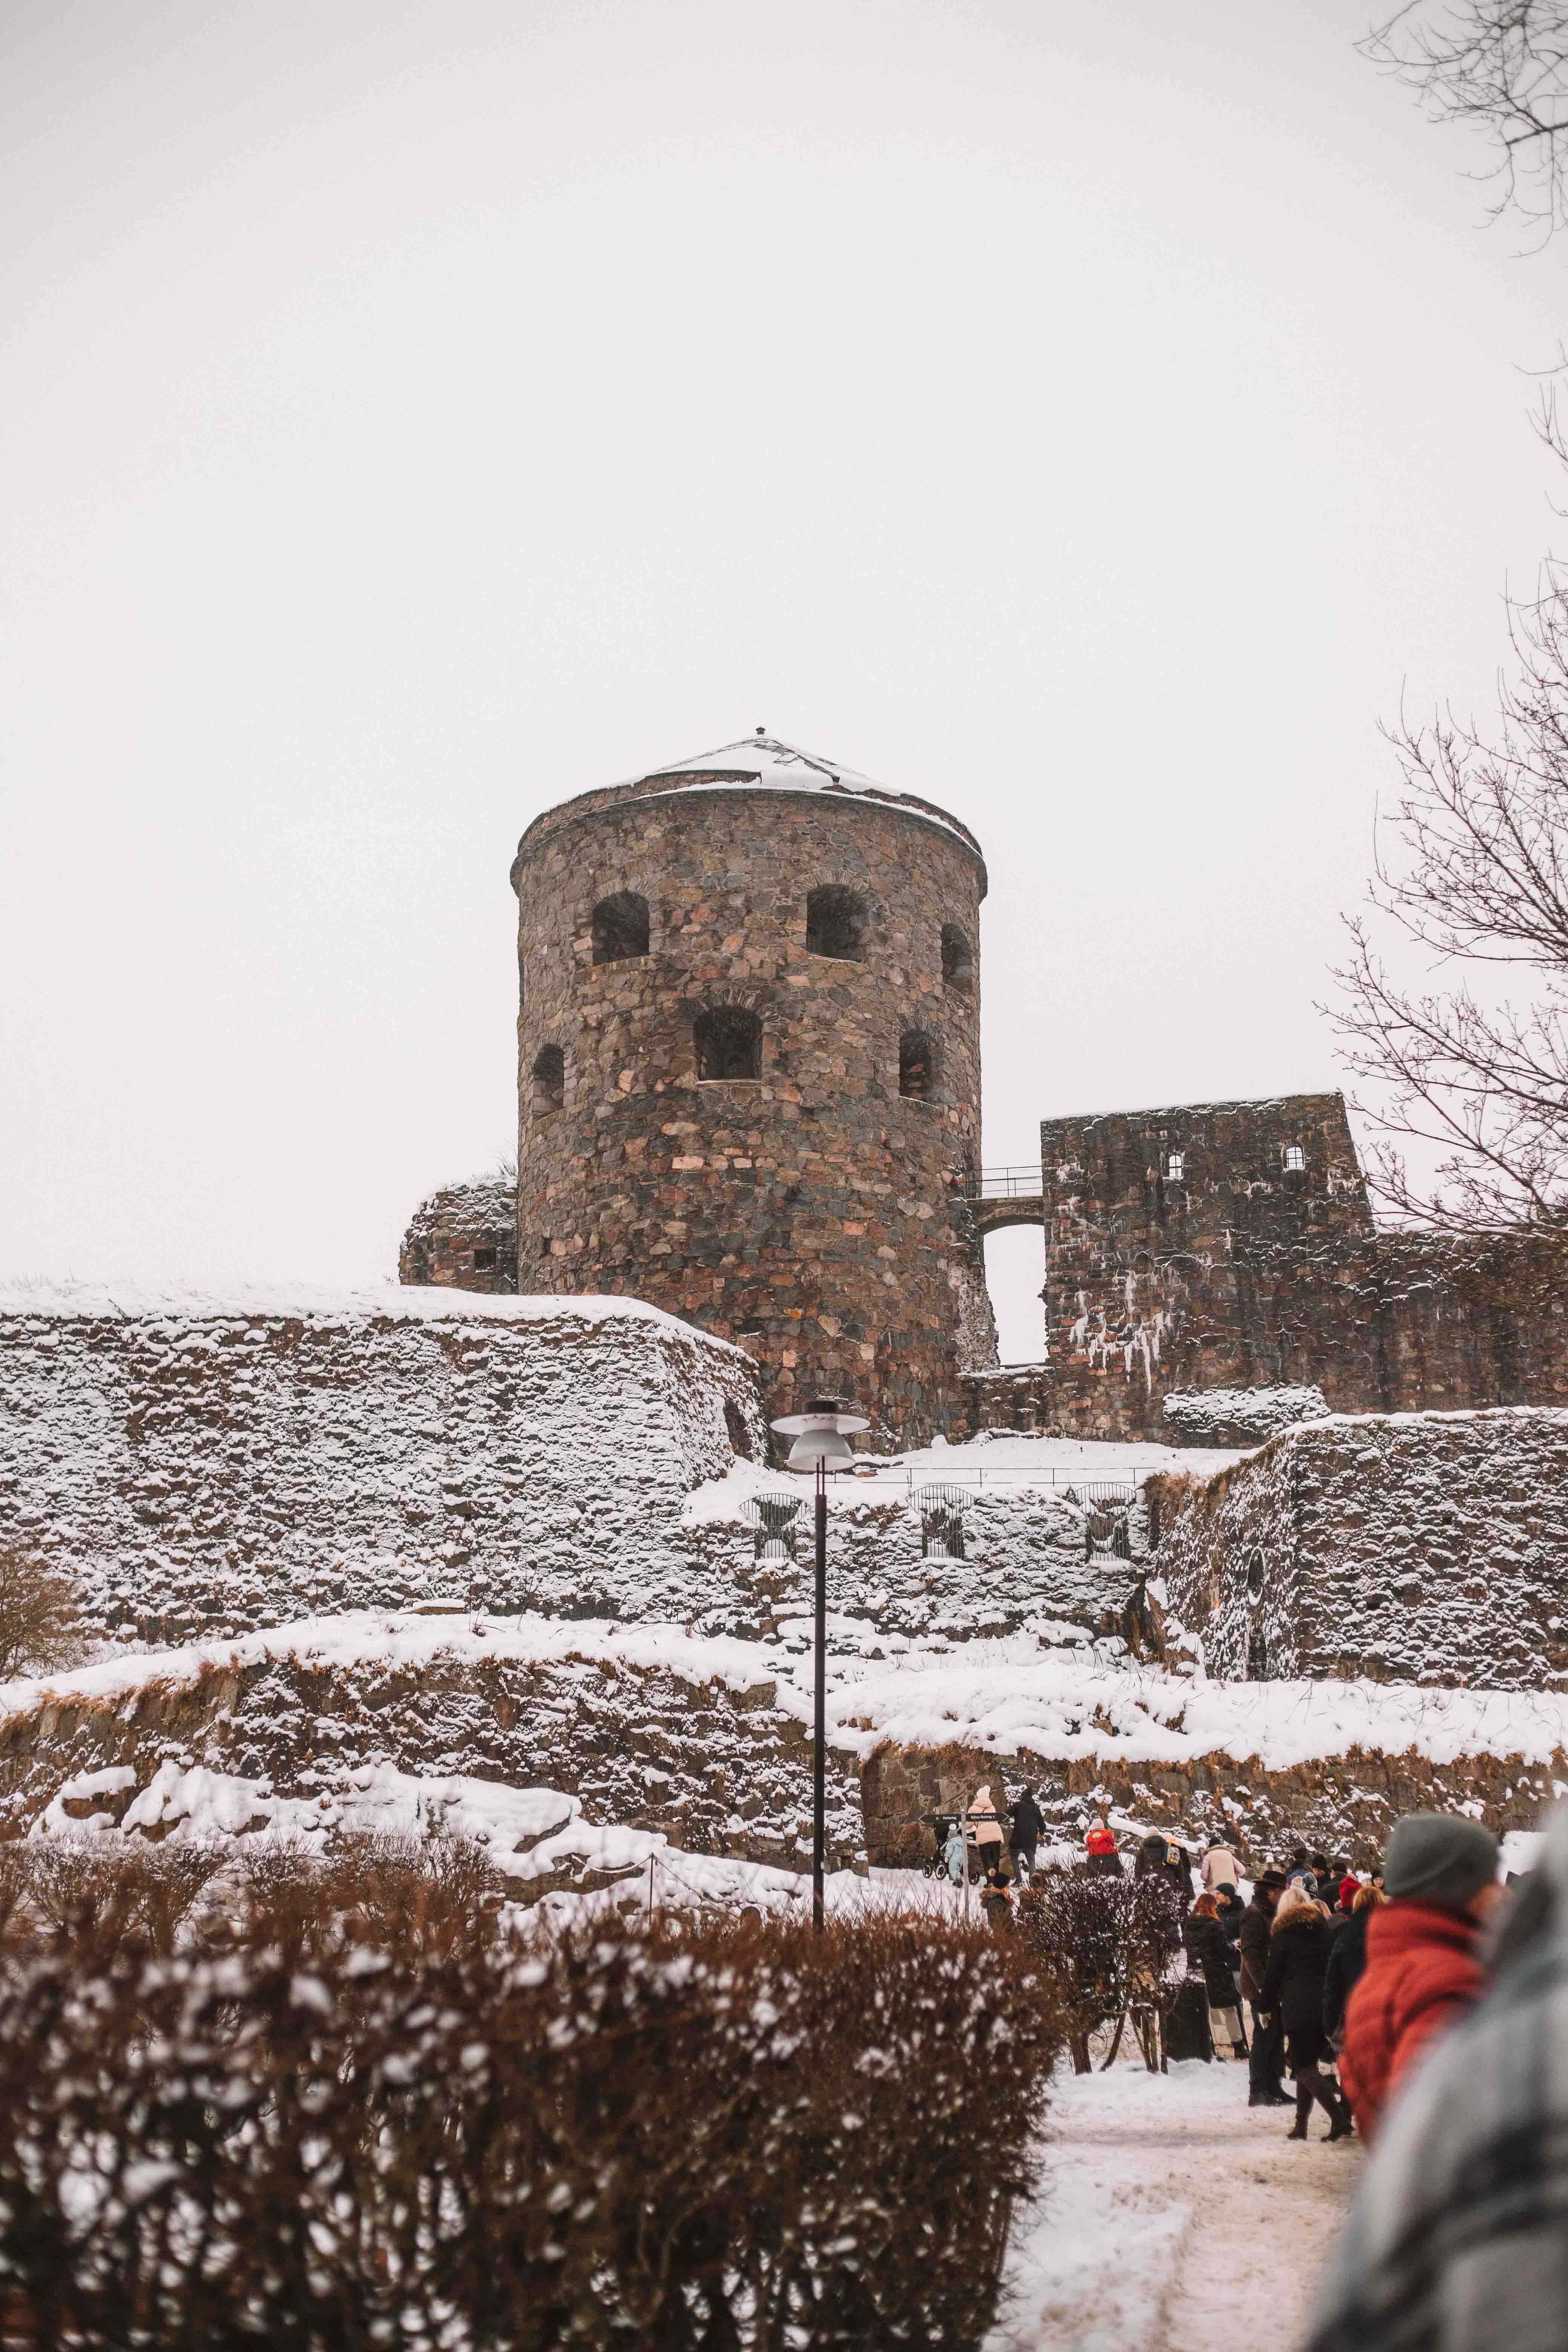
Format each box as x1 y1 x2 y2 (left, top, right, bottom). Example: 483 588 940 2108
784 1425 858 1472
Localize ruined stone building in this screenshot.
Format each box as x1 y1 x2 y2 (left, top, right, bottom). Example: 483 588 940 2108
401 734 1565 1448
1037 1091 1567 1441
500 733 994 1443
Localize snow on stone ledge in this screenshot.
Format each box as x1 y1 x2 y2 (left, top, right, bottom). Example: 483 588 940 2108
10 1612 1568 1782
0 1277 756 1354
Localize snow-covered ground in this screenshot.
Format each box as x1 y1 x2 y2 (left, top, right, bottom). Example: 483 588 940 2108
992 2054 1360 2352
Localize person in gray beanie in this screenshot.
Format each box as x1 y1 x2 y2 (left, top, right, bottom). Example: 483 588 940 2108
1304 1808 1562 2352
1384 1814 1501 1909
1338 1813 1501 2142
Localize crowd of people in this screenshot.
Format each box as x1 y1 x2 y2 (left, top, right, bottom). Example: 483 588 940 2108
941 1783 1568 2344
945 1786 1510 2150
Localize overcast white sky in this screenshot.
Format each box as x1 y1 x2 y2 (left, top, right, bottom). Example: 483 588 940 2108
3 0 1565 1358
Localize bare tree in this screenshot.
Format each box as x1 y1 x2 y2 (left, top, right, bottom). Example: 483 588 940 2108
0 1548 82 1680
1363 2 1568 241
1332 582 1568 1231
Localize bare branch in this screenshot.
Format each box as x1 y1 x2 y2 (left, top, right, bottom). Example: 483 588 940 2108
0 1550 83 1681
1363 2 1568 240
1328 578 1568 1232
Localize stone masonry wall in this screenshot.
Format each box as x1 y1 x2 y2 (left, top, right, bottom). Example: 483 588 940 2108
0 1630 865 1876
1040 1092 1568 1442
1153 1408 1568 1689
860 1736 1565 1874
398 1177 518 1293
0 1287 767 1643
511 764 990 1447
0 1287 1148 1650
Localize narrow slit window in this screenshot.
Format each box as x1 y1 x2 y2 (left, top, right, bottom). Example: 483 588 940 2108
940 924 974 993
805 886 865 961
899 1031 937 1101
694 1006 762 1081
531 1044 565 1112
591 891 650 964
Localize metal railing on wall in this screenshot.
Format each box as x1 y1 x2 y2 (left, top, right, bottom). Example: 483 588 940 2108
969 1164 1046 1199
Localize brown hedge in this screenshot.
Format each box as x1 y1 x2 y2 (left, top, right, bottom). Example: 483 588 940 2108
0 1838 1065 2349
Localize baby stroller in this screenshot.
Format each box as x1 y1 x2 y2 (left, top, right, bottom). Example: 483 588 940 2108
922 1812 957 1879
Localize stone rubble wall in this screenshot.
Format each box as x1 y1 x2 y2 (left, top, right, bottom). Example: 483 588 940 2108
0 1292 1148 1648
0 1291 768 1643
860 1736 1566 1874
1152 1408 1568 1689
398 1178 519 1293
685 1483 1146 1645
0 1634 864 1878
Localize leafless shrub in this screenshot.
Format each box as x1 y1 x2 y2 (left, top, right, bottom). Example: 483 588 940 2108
0 1841 1065 2350
1017 1868 1184 2073
0 1549 82 1680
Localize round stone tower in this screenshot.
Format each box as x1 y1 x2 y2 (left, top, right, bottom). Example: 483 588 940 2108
509 733 991 1445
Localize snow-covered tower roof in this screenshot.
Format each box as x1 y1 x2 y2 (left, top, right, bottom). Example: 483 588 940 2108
513 730 986 888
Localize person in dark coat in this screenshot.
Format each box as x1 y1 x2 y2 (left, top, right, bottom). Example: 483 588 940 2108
1260 1887 1354 2140
1323 1884 1384 2046
1240 1870 1290 2106
1214 1882 1248 2030
1136 1830 1194 1909
1009 1785 1044 1876
1184 1892 1246 2057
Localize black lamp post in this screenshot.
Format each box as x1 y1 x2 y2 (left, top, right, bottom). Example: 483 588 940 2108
769 1395 870 1929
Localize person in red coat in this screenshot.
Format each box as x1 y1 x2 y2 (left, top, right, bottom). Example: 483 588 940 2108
1338 1813 1502 2143
1084 1811 1121 1876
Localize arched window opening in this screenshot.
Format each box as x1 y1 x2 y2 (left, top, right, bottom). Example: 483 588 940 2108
940 923 974 994
1166 1152 1185 1183
805 886 865 961
1246 1549 1266 1600
1283 1142 1305 1173
899 1031 937 1100
591 891 650 965
694 1006 762 1081
917 1484 968 1561
531 1043 565 1113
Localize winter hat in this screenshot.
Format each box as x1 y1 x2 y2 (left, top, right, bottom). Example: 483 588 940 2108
1257 1870 1288 1891
1384 1814 1499 1911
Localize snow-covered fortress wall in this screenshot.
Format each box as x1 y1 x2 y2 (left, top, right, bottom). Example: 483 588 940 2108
0 1286 768 1641
1040 1093 1568 1443
0 1285 1138 1646
1152 1408 1568 1690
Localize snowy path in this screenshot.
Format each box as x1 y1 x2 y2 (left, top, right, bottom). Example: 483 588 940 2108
990 2056 1360 2352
